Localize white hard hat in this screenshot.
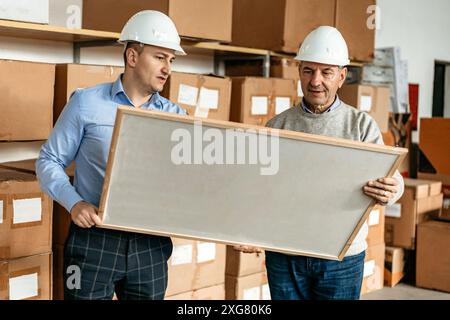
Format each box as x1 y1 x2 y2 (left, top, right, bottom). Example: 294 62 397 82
295 26 349 66
119 10 186 55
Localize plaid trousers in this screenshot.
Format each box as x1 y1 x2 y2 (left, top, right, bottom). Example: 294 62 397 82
63 223 173 300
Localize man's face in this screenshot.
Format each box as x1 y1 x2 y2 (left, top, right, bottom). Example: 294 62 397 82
299 61 347 109
129 45 176 94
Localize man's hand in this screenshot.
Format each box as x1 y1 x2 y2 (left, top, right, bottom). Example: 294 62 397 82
363 177 399 206
233 245 263 254
70 201 102 228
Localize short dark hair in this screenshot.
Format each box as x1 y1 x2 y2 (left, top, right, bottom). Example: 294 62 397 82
123 42 145 67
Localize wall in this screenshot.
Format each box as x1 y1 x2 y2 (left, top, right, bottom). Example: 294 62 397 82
376 0 450 126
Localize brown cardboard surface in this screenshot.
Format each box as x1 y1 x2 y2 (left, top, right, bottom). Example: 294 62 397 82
270 58 300 81
416 221 450 293
366 206 385 247
225 271 270 300
165 284 225 300
161 72 232 121
54 64 124 123
166 238 226 296
361 243 385 295
0 252 52 300
419 118 450 176
385 180 443 249
0 169 53 260
230 77 297 126
418 172 450 221
384 246 404 287
0 60 55 141
232 0 335 53
225 246 266 277
335 0 376 62
83 0 232 42
338 84 390 132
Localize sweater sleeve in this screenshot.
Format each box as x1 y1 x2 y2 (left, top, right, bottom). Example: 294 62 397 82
360 113 405 205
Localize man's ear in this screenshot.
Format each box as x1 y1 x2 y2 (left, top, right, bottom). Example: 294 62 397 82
338 67 348 88
126 48 138 67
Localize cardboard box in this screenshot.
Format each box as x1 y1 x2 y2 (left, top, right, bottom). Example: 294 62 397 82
419 118 450 176
385 178 443 249
49 0 83 29
0 159 75 178
384 246 404 287
83 0 233 42
0 169 53 260
165 284 225 300
416 220 450 293
418 173 450 221
225 246 265 277
361 243 385 295
338 84 390 132
0 0 49 24
0 252 52 300
366 206 385 247
54 64 124 123
225 271 270 300
231 0 336 53
230 77 297 126
335 0 376 62
161 72 232 121
166 238 226 297
0 60 55 141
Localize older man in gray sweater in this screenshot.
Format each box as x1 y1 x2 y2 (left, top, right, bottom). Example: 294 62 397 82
237 26 404 300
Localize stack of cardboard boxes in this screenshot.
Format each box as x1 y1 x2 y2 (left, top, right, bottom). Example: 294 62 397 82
361 206 385 295
230 77 297 126
161 72 232 121
164 238 226 300
384 178 444 287
225 246 269 300
0 169 53 300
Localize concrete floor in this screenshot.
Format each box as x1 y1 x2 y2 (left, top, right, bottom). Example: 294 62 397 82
361 283 450 300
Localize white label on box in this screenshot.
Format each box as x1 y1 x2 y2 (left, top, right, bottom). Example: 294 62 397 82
297 80 304 97
13 198 42 224
197 242 216 263
0 200 3 224
363 260 376 278
275 97 291 115
360 95 373 112
261 284 271 300
385 203 402 218
368 209 380 226
443 198 450 209
177 84 199 106
194 107 209 118
198 87 219 110
243 286 260 300
171 244 193 266
251 97 268 115
9 273 39 300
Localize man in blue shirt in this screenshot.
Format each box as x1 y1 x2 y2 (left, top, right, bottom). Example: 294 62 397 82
36 10 187 300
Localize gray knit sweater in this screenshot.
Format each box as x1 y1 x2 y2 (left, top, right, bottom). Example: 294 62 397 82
266 101 404 257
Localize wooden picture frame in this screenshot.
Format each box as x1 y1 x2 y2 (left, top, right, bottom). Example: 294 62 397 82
98 106 407 261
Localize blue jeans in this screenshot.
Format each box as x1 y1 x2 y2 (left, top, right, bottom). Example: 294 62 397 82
265 251 366 300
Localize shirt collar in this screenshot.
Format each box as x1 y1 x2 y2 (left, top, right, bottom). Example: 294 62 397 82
301 95 341 114
111 74 163 109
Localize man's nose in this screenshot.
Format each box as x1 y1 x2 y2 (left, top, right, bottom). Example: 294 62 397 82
310 70 322 87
